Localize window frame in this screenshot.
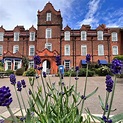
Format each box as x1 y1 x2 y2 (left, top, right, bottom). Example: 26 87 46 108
46 28 52 38
112 45 118 55
0 32 4 41
64 60 70 70
29 45 35 56
64 44 70 56
13 45 19 53
81 31 87 40
45 43 52 51
29 61 34 68
81 45 87 56
64 31 70 41
98 44 104 56
111 32 118 41
14 32 19 41
97 31 103 40
0 45 3 56
30 32 35 41
46 13 51 21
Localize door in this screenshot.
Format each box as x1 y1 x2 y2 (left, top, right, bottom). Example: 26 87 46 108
42 60 51 73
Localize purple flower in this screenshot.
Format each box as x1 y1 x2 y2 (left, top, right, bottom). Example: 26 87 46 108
34 64 37 69
29 89 32 95
75 66 79 71
0 86 13 106
43 72 46 78
38 66 43 71
105 75 114 92
10 74 16 86
34 55 41 65
111 59 122 74
86 54 91 63
21 80 26 88
55 55 61 66
102 116 112 123
17 81 22 91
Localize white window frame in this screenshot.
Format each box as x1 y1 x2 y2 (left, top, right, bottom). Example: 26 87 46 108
64 44 70 56
0 32 4 41
14 60 21 70
46 28 52 38
46 13 51 21
0 45 3 56
97 31 103 40
81 31 87 40
111 32 118 41
5 60 12 71
64 31 70 41
14 32 19 41
98 44 104 56
30 32 35 41
13 45 19 53
45 43 52 51
112 46 118 55
64 60 70 70
81 45 87 56
29 61 34 68
29 45 35 56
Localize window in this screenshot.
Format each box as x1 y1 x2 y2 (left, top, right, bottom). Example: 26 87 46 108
46 28 52 38
81 31 87 40
46 13 51 21
30 32 35 41
81 45 87 56
13 45 19 53
97 31 103 40
0 45 3 56
0 32 4 41
45 43 52 51
5 61 12 70
29 61 34 68
98 44 104 56
14 61 21 70
112 32 118 41
64 31 70 41
29 45 35 56
64 44 70 56
64 60 70 70
112 46 118 55
14 32 19 41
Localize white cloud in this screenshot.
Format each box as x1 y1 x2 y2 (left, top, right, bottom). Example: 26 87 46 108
77 0 101 28
0 0 74 30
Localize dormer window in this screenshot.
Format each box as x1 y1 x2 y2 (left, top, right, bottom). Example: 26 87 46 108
30 32 35 41
97 31 103 40
81 31 87 40
46 13 51 21
14 32 19 41
64 31 70 41
0 32 4 41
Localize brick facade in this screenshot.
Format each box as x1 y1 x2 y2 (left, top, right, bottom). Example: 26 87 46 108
0 2 123 73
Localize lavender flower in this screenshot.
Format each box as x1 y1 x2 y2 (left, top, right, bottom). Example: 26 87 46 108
86 54 91 63
38 66 43 71
34 55 41 65
10 74 16 86
43 72 46 78
21 80 26 88
17 81 22 91
102 116 112 123
29 89 32 95
75 66 79 71
55 55 61 66
0 86 13 106
111 59 122 74
105 75 114 93
34 64 37 69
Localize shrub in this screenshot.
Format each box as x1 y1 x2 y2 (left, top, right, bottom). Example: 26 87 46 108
24 68 36 76
95 66 112 76
64 71 70 76
0 66 4 72
5 69 14 75
15 67 25 76
0 62 3 67
114 55 123 61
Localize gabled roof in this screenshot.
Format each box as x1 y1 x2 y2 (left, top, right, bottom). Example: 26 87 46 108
3 51 22 58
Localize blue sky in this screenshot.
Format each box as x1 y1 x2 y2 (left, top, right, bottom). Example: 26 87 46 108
0 0 123 30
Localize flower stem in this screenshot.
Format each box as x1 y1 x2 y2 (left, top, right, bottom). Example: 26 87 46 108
107 75 117 119
7 106 17 123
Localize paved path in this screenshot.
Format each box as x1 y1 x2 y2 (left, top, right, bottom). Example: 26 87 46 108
0 76 123 116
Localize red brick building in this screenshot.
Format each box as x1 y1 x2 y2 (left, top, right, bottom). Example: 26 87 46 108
0 2 123 74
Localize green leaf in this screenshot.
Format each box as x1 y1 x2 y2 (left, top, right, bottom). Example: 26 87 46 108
86 87 98 99
25 109 31 122
98 95 105 110
72 94 77 103
111 113 123 123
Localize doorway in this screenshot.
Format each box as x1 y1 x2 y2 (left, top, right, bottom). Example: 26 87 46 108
42 60 51 74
